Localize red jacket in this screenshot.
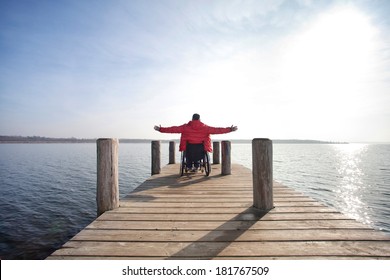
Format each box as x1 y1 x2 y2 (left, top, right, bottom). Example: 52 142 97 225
159 120 232 152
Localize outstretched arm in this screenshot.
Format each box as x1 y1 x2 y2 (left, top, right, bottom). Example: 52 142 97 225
207 125 238 134
153 124 185 134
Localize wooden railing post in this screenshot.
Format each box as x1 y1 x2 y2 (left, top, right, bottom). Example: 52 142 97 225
221 140 231 175
213 141 220 164
96 138 119 217
252 138 273 211
169 141 175 164
151 141 161 175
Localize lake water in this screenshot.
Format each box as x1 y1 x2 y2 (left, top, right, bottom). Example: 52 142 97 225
0 142 389 259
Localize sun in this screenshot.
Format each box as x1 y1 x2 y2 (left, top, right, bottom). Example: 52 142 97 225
276 4 379 134
280 5 378 101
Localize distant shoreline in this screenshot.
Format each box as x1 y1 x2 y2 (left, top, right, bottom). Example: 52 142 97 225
0 136 348 144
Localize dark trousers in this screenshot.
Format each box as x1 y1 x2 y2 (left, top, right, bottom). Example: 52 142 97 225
186 143 204 169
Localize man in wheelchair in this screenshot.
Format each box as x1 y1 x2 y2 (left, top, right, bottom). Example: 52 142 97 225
154 113 238 173
184 142 205 172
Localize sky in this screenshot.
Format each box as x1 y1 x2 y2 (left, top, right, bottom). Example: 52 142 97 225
0 0 389 143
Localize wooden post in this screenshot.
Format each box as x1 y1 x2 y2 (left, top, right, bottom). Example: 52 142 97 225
221 140 231 175
169 141 175 164
252 138 273 211
96 138 119 217
151 141 161 175
213 141 220 164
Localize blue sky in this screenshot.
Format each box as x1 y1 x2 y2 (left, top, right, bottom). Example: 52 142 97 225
1 0 389 142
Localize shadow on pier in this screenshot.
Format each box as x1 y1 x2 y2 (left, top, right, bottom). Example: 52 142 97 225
166 207 268 259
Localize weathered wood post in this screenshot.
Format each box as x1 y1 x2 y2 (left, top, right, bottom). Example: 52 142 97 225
169 141 175 164
221 140 231 175
96 138 119 217
252 138 273 211
151 140 161 175
213 141 220 164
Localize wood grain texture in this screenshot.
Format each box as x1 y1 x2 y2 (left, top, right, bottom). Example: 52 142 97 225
96 138 119 216
48 163 390 259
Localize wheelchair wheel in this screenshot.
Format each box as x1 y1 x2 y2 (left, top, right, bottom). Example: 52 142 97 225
180 151 186 176
204 152 210 176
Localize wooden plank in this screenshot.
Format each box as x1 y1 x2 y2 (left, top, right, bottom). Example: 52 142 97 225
97 212 350 221
123 196 316 201
125 194 301 199
112 206 338 214
119 201 326 207
71 229 390 242
85 220 371 230
50 241 390 258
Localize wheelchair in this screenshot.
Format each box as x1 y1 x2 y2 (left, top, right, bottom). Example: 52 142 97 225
180 143 210 176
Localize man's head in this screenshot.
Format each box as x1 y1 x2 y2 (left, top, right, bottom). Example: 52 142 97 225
192 113 200 120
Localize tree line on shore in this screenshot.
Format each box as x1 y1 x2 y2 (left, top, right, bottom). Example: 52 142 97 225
0 135 347 144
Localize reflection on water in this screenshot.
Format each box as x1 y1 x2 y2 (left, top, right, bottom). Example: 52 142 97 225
232 143 390 232
333 144 372 226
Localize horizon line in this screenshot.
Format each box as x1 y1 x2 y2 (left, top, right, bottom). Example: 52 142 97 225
0 135 355 144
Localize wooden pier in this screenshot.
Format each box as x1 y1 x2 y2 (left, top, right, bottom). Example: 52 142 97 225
48 163 390 259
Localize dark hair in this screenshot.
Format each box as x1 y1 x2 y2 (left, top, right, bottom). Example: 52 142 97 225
192 113 200 120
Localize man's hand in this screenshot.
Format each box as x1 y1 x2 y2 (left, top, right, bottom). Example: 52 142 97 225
154 125 161 131
230 125 238 132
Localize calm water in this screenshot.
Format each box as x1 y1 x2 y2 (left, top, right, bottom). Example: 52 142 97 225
0 142 389 259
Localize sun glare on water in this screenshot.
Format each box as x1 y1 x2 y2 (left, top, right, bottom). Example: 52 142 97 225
332 144 373 225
